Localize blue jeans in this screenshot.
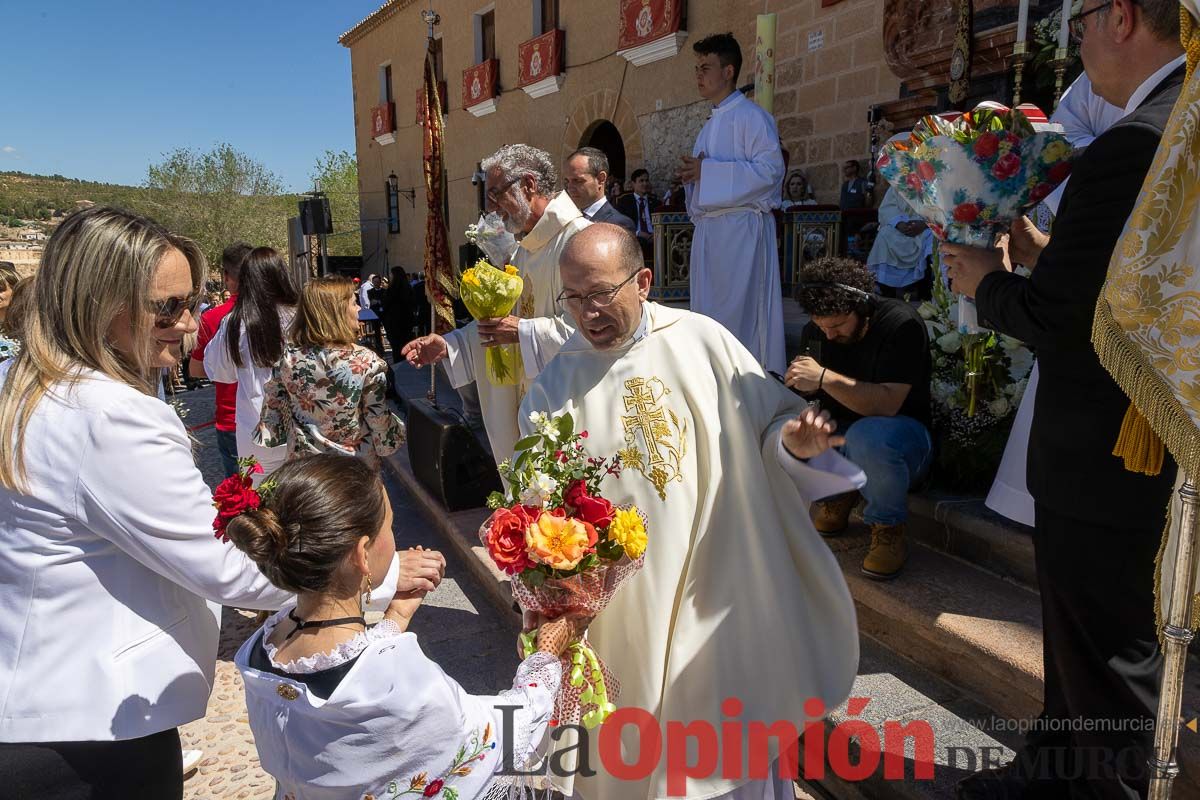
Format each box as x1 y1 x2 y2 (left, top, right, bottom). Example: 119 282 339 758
840 415 932 526
215 428 239 480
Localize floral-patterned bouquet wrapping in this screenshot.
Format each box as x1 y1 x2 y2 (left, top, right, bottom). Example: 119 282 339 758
462 214 523 385
876 102 1074 333
480 411 647 729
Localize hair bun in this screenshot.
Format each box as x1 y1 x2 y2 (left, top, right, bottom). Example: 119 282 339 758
225 507 289 567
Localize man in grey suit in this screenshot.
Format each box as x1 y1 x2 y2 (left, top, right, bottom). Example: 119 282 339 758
563 147 637 232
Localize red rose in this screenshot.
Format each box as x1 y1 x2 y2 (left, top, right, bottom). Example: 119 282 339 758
1048 162 1072 184
952 203 980 223
1028 182 1054 203
905 173 924 191
423 779 444 797
973 132 1000 159
916 161 936 182
484 506 535 575
212 476 260 540
991 153 1022 181
564 480 615 529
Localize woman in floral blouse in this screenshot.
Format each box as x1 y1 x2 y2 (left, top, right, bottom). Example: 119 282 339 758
255 276 404 467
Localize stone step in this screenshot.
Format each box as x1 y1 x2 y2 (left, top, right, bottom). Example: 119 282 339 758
905 492 1037 591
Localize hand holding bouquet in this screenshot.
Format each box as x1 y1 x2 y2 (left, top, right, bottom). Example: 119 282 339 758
480 411 647 728
877 103 1073 333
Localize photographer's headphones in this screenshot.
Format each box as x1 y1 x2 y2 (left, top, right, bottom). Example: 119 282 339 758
796 281 877 318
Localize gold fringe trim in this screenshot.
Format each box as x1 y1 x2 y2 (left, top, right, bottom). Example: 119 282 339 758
1185 7 1199 79
1113 403 1165 475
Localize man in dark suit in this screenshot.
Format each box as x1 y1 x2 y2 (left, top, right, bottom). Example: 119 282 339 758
943 1 1184 796
616 168 660 259
563 147 636 233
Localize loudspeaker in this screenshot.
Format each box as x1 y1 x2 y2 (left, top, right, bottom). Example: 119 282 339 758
406 398 502 511
299 197 333 236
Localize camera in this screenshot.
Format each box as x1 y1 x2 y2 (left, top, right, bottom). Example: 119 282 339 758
470 170 486 186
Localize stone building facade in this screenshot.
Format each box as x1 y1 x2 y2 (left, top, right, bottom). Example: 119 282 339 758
341 0 1033 275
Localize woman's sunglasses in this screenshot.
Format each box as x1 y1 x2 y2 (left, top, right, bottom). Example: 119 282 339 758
150 290 204 329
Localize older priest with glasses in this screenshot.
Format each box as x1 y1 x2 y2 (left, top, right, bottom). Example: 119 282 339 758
403 144 590 466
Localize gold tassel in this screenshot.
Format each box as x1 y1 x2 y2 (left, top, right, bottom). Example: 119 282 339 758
1114 403 1165 476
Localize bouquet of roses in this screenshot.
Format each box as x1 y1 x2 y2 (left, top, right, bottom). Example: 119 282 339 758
462 214 524 385
877 102 1073 333
480 411 647 729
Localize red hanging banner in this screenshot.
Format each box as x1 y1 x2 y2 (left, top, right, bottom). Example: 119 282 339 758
462 59 499 109
371 102 395 137
517 29 564 88
421 47 455 334
618 0 682 51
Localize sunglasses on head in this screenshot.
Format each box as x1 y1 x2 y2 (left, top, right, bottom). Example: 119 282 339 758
150 290 203 329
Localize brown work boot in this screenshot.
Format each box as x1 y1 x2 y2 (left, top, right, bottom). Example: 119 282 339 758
862 523 907 580
812 491 860 536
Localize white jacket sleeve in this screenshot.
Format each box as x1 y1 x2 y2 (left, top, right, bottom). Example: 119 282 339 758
74 394 292 609
202 315 240 384
442 325 477 389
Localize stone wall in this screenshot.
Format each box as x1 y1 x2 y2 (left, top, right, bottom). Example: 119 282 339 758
760 0 900 204
636 99 712 193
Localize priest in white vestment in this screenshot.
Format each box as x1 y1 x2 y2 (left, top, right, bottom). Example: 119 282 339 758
521 225 863 799
403 144 589 465
680 33 786 375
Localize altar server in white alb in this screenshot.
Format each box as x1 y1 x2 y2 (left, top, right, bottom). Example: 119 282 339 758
681 32 787 375
521 225 863 799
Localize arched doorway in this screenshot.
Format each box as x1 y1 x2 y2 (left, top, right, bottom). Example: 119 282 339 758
581 120 626 182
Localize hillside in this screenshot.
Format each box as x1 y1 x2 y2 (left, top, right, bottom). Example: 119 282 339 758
0 171 169 220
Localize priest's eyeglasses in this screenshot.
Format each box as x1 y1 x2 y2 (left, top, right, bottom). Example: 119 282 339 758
1069 1 1113 42
556 272 638 313
486 176 521 203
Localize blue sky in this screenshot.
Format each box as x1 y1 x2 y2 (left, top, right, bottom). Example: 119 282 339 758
1 1 376 192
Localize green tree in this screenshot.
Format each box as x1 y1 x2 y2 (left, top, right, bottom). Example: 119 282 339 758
141 143 294 273
309 149 361 257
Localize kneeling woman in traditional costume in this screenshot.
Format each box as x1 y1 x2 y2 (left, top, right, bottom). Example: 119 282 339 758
228 454 578 800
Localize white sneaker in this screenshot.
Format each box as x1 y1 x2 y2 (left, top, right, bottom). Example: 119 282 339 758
182 749 203 775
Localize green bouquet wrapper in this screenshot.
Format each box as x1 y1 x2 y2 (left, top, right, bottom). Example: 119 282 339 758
460 259 524 385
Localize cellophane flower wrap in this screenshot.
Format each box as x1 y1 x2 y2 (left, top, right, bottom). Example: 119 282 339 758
479 411 646 729
876 103 1074 333
463 214 523 385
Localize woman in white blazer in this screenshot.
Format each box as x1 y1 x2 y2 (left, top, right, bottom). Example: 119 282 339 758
203 246 298 481
0 207 295 799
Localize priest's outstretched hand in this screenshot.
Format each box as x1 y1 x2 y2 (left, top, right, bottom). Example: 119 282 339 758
402 334 448 368
781 405 846 460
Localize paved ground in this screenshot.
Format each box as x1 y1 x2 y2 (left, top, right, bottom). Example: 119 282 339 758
174 385 520 799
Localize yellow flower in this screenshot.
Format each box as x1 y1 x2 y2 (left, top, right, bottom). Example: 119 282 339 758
504 264 519 276
1041 139 1071 164
525 512 598 571
607 507 647 559
461 269 482 289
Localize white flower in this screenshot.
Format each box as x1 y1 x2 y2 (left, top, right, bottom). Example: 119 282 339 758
528 411 549 428
519 472 558 507
988 397 1011 417
918 302 936 320
999 335 1023 351
936 331 962 354
1008 347 1035 380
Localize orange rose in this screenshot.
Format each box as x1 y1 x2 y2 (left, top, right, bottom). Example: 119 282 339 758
525 511 598 571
